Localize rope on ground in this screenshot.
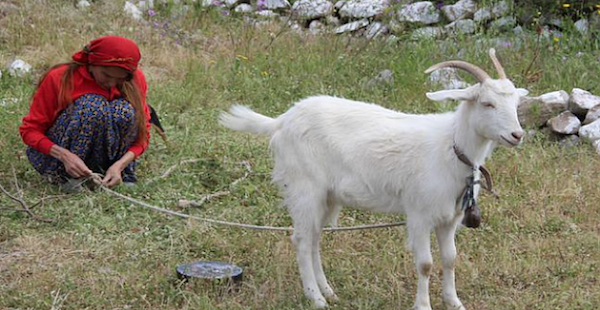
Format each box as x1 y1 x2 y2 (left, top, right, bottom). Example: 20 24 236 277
89 169 406 232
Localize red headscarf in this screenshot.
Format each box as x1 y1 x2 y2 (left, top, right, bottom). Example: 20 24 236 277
72 36 141 72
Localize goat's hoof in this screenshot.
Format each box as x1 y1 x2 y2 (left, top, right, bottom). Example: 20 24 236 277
446 303 466 310
312 297 328 309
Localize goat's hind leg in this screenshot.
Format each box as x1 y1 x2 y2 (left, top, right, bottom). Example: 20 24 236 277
312 222 338 301
289 194 330 308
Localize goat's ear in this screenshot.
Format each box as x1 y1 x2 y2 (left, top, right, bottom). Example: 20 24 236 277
426 85 479 102
516 88 529 97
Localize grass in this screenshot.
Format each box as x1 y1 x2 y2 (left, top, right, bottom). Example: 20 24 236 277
1 1 599 309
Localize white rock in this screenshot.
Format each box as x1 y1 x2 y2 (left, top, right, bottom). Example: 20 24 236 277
0 69 2 79
256 10 279 18
579 119 600 141
489 16 516 31
445 19 475 35
124 1 143 20
366 69 393 87
309 20 325 35
538 90 569 105
397 1 440 25
0 98 18 107
547 111 581 135
365 22 388 39
593 139 600 155
411 26 444 40
263 0 290 11
583 105 600 125
473 7 491 23
575 19 589 35
518 91 568 127
77 0 91 9
325 15 340 26
441 0 477 21
223 0 238 7
569 88 600 117
8 59 32 77
335 19 369 34
491 0 510 17
137 0 155 10
235 3 253 13
292 0 333 21
429 67 470 90
339 0 389 19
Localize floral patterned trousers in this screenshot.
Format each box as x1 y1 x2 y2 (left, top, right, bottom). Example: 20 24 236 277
27 94 139 183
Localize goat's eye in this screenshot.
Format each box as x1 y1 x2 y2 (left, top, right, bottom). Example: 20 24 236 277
482 102 496 109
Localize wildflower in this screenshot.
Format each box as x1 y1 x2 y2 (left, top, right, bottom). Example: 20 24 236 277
553 37 560 43
563 3 571 8
221 9 230 16
504 41 512 47
261 71 269 77
562 56 567 61
148 9 156 16
257 0 266 11
576 51 583 57
236 55 249 61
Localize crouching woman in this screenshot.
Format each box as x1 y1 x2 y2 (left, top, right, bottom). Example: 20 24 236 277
19 36 151 189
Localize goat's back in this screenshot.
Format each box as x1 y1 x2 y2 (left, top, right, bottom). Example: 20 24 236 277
263 96 460 214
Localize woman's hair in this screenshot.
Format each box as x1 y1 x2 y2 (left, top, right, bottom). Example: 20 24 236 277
35 62 148 143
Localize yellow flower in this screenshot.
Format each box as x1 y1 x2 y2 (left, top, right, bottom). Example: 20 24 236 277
236 54 248 61
261 71 269 76
596 4 600 8
563 3 570 8
553 37 560 42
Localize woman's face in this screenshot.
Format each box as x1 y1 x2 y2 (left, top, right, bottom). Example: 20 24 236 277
88 65 132 90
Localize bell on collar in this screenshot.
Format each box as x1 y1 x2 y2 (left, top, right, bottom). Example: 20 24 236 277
462 203 481 228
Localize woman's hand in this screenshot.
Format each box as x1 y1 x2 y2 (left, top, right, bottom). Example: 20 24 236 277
102 164 123 187
50 145 92 178
102 151 136 188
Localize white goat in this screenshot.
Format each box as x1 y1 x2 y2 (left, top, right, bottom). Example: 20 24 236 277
220 49 528 310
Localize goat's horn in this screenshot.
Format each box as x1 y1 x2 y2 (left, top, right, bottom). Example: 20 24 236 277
488 48 507 79
424 60 491 83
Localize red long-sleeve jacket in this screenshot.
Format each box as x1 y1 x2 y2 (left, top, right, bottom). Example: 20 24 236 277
19 64 151 158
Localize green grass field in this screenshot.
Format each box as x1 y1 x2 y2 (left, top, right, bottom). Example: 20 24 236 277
1 1 599 309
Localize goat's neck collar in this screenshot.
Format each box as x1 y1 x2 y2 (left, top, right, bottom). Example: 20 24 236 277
453 144 494 195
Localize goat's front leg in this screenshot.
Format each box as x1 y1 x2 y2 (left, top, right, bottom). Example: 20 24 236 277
435 222 466 310
409 225 433 310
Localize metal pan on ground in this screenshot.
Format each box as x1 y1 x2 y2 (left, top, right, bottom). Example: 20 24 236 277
176 261 243 284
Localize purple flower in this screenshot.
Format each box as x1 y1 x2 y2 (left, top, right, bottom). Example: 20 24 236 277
257 0 267 11
221 9 231 16
148 9 156 16
504 41 512 47
212 0 224 6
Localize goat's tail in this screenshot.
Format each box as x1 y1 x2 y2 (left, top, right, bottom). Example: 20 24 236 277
219 105 279 136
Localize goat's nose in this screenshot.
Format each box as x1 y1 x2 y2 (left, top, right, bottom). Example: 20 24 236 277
511 131 523 141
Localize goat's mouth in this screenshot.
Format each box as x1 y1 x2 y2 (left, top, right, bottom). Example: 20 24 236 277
501 135 520 147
